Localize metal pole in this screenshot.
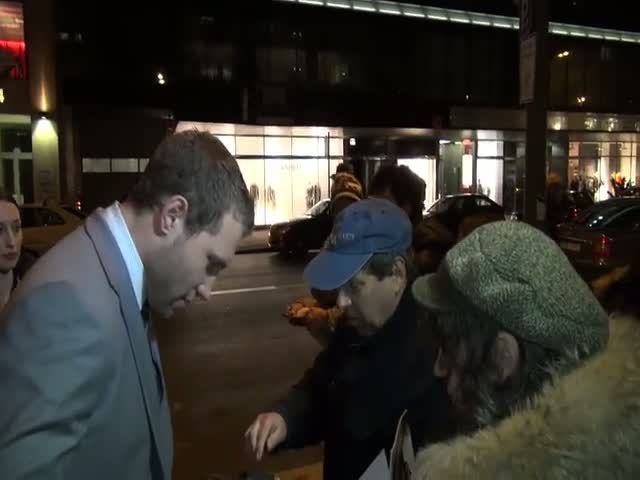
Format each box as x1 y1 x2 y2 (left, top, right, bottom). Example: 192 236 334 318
521 0 550 225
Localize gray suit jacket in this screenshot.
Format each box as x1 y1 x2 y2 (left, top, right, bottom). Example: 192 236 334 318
0 212 173 480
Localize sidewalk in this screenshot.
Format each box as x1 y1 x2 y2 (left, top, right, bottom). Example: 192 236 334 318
237 228 272 253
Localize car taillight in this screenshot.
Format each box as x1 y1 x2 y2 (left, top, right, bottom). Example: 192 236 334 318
592 234 612 262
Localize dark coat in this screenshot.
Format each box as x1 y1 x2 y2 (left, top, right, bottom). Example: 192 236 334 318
273 287 454 480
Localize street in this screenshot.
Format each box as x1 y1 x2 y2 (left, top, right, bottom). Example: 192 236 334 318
156 252 323 479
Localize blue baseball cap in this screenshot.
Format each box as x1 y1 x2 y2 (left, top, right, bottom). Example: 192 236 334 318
304 198 412 291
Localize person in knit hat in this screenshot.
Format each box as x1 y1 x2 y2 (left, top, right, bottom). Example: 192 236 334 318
330 167 363 218
405 221 640 479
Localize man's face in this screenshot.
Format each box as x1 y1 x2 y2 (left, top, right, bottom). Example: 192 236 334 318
0 201 22 274
336 257 406 336
146 210 244 318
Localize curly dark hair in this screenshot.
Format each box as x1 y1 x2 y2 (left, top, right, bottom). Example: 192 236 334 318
369 165 426 226
129 130 254 236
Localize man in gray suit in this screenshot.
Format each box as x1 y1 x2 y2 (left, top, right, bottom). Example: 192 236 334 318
0 131 255 479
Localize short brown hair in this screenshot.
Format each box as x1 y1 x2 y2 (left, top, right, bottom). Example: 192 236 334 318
129 130 254 235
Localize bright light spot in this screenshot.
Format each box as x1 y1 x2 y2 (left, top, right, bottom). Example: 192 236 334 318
349 138 356 146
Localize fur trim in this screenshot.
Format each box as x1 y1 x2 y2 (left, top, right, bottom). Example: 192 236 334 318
415 315 640 479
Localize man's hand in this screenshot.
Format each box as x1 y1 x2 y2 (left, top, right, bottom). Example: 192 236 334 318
245 413 288 461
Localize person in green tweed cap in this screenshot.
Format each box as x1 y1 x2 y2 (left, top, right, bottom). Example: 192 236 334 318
406 220 640 479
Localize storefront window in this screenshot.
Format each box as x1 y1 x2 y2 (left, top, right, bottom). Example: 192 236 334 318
439 142 472 196
265 136 291 156
237 159 266 226
477 159 504 205
176 123 346 226
568 141 638 201
476 141 504 205
236 136 264 156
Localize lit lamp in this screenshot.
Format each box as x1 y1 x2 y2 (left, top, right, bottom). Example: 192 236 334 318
157 72 166 85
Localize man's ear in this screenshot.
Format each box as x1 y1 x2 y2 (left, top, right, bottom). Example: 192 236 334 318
490 331 520 385
155 195 189 236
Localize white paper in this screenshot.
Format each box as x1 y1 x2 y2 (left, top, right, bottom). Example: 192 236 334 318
389 410 415 480
359 450 390 480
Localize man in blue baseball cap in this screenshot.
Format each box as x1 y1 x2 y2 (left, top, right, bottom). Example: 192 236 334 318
246 198 454 479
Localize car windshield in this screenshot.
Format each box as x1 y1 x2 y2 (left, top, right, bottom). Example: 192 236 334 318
305 200 329 217
574 201 640 229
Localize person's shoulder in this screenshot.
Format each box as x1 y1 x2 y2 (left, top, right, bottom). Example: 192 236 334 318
6 281 92 321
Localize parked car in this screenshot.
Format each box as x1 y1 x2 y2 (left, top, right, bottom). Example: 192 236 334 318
426 194 505 231
20 204 84 255
269 199 332 256
556 197 640 280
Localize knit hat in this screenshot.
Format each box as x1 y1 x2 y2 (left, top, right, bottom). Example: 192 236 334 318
412 221 609 356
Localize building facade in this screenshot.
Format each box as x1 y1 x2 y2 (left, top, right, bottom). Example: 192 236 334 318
0 0 60 205
56 0 640 224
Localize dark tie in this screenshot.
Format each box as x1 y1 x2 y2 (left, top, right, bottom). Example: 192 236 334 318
142 302 165 400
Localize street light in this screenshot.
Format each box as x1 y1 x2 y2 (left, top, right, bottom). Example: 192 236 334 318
157 72 166 85
556 50 571 58
577 96 587 105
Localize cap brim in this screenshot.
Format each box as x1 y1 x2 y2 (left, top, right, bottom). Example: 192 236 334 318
412 271 459 313
304 250 372 291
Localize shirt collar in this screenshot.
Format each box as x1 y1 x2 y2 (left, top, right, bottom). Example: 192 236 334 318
100 202 145 310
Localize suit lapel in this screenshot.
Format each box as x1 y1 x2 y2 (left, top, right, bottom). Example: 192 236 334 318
85 213 172 479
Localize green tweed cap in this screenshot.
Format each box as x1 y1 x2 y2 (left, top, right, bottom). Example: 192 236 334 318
412 221 609 355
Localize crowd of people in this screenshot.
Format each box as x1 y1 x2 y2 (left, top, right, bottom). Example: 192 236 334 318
0 135 638 480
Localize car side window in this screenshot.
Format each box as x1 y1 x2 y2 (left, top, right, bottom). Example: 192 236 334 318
607 206 640 232
36 208 65 226
476 197 492 207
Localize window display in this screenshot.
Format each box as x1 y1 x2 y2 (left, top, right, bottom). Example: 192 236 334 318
176 122 346 226
568 141 638 201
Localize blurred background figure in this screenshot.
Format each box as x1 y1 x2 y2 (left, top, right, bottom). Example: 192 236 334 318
0 192 35 310
412 213 456 276
329 162 362 218
369 164 426 227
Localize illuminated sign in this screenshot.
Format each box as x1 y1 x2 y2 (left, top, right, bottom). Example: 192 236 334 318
0 88 4 103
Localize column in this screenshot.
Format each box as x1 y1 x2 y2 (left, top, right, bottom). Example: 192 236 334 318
24 0 60 202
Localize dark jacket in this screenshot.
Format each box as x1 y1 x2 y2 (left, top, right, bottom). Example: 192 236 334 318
273 287 453 480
